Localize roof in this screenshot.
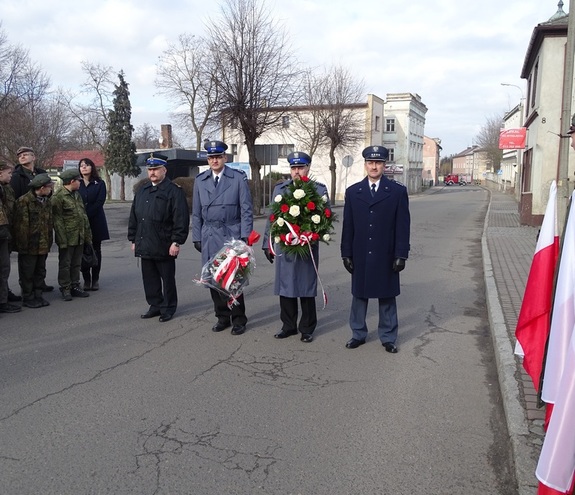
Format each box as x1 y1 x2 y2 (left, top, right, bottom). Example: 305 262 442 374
48 150 105 168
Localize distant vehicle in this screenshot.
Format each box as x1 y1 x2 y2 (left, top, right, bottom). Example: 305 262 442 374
444 174 467 186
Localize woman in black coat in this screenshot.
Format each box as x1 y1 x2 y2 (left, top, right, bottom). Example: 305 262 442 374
78 158 110 290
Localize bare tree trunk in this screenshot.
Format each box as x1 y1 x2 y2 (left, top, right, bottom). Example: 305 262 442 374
120 175 125 201
329 145 337 204
102 166 112 200
246 141 262 215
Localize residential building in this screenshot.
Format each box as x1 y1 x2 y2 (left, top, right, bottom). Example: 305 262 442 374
452 145 490 182
499 103 523 195
422 136 442 187
519 3 568 225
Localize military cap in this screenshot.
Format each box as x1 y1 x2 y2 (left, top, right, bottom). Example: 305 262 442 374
567 113 575 135
0 162 14 171
29 173 53 189
362 145 389 162
16 146 34 156
204 140 228 156
146 152 168 168
287 151 311 167
59 169 82 184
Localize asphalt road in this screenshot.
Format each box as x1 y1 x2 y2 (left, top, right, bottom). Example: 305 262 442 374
0 185 516 495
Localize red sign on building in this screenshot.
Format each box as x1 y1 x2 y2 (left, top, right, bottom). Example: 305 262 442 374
499 128 527 150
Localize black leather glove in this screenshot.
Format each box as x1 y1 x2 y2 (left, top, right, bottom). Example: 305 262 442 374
193 241 202 252
263 248 274 264
342 257 354 274
393 258 406 272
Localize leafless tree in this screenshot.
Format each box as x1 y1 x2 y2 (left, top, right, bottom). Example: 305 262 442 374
316 65 366 200
205 0 300 213
476 113 504 171
156 34 219 150
134 122 159 149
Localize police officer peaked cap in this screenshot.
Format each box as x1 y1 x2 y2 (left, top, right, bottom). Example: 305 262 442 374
567 113 575 135
16 146 34 156
362 146 389 161
146 152 168 168
29 173 53 189
287 151 311 167
59 169 82 184
204 140 228 156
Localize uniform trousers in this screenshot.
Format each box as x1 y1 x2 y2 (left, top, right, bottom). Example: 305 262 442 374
0 239 9 304
141 257 177 316
349 296 399 344
57 244 83 289
280 296 317 334
18 253 48 299
210 288 247 326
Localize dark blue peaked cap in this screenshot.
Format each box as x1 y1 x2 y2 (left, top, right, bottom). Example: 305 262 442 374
287 151 311 166
362 146 389 161
204 140 228 156
146 153 168 168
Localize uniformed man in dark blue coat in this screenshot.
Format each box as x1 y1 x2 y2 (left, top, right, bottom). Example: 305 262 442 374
192 140 253 335
340 145 410 353
261 152 329 343
128 153 190 322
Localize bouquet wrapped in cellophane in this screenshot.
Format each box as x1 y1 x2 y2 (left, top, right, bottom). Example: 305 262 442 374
196 234 259 308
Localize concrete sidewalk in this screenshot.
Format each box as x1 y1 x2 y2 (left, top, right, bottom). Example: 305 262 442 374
482 187 545 495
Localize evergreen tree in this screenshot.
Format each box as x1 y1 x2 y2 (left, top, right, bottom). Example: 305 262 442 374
105 71 139 200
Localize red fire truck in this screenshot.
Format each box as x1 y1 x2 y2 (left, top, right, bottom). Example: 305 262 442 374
444 174 467 186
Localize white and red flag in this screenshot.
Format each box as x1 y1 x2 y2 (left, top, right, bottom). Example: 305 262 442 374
515 181 559 392
536 190 575 493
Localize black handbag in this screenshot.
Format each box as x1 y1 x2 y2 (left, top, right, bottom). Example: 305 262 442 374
82 243 98 269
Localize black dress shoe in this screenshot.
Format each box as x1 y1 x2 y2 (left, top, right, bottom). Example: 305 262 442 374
159 314 173 322
274 329 298 339
345 338 366 349
382 342 398 353
300 333 313 343
212 320 231 332
141 309 161 319
231 325 245 335
7 290 22 302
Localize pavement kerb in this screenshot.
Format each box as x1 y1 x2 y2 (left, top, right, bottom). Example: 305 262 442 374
482 189 538 495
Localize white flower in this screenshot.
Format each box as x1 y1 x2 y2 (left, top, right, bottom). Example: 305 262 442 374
323 234 331 242
311 214 321 224
293 189 305 200
274 194 283 203
289 205 300 217
276 217 285 226
274 236 281 244
322 194 328 202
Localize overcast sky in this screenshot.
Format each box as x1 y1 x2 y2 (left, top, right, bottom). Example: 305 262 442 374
0 0 565 156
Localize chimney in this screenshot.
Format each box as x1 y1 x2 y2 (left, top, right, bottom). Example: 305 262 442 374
159 124 173 149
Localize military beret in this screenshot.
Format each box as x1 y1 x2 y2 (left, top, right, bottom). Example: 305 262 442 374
567 113 575 135
59 169 82 183
204 140 228 156
29 173 53 189
16 146 34 156
146 152 168 168
362 146 389 161
287 151 311 167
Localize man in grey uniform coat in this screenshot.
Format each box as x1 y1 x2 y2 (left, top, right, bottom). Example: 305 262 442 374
192 140 253 336
262 151 329 343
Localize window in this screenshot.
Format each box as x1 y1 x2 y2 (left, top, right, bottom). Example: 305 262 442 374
388 148 395 162
282 115 290 129
531 62 538 109
375 116 380 131
385 118 395 132
278 144 294 158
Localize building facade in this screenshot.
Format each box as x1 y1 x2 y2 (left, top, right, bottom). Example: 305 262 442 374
422 136 442 187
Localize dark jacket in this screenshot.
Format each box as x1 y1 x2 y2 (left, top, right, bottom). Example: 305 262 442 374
79 179 110 243
13 191 53 255
128 178 189 259
10 165 47 199
341 176 410 299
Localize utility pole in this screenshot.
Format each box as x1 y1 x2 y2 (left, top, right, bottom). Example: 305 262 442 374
557 0 575 232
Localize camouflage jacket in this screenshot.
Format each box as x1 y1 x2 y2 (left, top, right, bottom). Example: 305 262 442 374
52 187 92 248
0 184 15 240
13 191 53 255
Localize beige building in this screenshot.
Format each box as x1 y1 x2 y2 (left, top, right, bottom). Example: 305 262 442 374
422 136 442 186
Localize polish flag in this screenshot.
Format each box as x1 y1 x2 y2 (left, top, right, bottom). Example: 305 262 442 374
515 181 559 392
536 191 575 493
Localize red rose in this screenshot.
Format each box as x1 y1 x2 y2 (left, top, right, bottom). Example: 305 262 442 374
307 201 315 210
324 209 332 218
280 204 289 213
280 234 287 242
311 232 320 241
301 176 310 182
269 214 276 222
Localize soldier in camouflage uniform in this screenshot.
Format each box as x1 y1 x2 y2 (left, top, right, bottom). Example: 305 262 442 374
52 169 92 301
0 162 21 313
13 174 54 308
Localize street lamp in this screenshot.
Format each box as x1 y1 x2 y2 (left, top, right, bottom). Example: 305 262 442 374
500 82 525 101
